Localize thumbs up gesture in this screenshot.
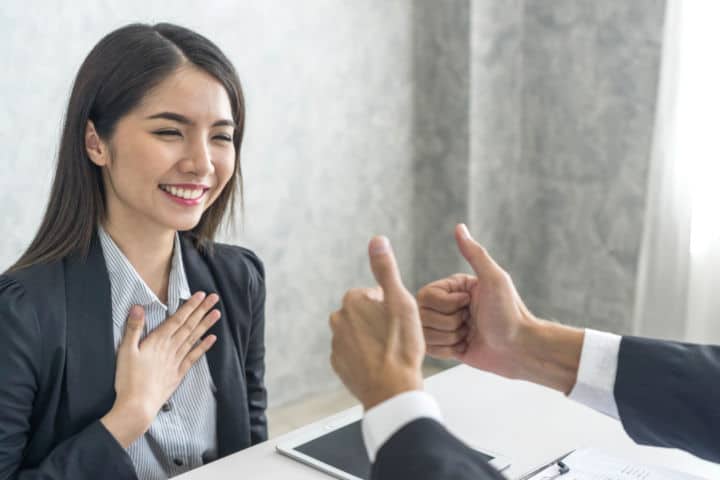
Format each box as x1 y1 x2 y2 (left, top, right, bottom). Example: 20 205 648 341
418 224 538 380
417 224 584 393
330 236 425 410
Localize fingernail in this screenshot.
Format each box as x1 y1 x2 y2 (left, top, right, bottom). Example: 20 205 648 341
369 236 391 257
459 224 471 239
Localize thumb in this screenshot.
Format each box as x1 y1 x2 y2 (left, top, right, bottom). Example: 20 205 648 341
368 236 406 297
121 305 145 349
454 224 499 276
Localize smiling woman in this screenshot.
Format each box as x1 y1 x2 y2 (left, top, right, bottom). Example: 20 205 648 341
0 23 266 480
84 64 238 240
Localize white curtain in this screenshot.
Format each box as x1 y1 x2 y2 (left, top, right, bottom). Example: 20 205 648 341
633 0 720 344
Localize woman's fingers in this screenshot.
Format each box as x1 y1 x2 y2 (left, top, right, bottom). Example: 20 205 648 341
170 293 220 346
159 291 207 336
120 305 145 350
113 293 222 427
176 309 221 358
179 335 217 376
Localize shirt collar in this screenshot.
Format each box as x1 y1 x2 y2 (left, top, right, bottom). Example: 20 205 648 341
168 232 192 310
98 226 191 329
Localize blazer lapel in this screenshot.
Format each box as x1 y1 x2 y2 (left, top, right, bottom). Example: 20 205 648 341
181 236 249 456
63 233 117 429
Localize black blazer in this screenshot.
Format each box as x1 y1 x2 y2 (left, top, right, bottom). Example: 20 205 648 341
0 233 267 479
372 336 720 480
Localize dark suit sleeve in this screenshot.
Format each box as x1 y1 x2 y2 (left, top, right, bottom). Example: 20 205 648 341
372 418 505 480
242 252 268 445
0 277 136 480
615 336 720 463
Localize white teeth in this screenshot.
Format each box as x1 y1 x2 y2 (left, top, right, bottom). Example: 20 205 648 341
161 185 204 200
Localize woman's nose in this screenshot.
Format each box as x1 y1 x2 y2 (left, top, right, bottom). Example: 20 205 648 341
181 139 214 177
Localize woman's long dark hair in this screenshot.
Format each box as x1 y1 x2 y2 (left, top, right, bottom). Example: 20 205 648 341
7 23 245 273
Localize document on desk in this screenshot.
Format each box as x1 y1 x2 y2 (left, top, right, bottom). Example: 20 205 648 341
529 448 706 480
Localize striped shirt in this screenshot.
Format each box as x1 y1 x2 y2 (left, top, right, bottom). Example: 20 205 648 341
98 226 218 479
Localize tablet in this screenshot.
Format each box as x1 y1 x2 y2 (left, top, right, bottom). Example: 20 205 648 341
276 412 511 479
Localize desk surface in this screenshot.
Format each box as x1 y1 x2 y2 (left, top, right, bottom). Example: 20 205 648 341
178 365 720 479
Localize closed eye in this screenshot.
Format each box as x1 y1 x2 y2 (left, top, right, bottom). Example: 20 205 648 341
153 129 182 137
214 134 233 142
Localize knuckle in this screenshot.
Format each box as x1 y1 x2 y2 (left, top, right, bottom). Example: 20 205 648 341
416 288 429 304
127 318 141 330
343 288 363 306
200 313 216 329
200 322 215 335
398 293 417 311
422 327 433 342
201 296 216 311
178 324 193 338
426 346 441 358
489 272 505 288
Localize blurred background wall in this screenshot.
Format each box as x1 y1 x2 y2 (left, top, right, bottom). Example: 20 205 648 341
0 0 665 407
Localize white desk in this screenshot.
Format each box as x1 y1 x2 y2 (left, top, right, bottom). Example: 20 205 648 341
178 365 720 479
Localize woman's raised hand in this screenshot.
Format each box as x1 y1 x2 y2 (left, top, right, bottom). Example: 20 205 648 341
101 291 220 448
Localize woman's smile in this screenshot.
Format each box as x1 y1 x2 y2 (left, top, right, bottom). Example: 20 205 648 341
159 183 210 206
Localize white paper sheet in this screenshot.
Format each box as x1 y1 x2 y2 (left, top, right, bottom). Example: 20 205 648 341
530 448 706 480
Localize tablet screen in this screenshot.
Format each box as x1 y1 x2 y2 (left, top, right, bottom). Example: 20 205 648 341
296 420 370 478
294 420 493 480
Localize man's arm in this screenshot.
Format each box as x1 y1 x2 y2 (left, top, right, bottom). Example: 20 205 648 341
363 391 504 480
372 416 505 480
567 329 621 419
615 336 720 463
419 224 720 464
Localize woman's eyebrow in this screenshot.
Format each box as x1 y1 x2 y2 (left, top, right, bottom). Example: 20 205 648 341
145 111 236 128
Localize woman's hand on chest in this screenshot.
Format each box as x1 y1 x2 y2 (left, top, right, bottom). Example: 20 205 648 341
100 291 221 448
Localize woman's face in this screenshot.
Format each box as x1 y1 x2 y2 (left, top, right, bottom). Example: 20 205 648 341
89 65 236 234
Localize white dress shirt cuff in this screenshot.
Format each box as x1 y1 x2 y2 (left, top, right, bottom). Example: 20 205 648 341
361 390 443 462
568 329 622 420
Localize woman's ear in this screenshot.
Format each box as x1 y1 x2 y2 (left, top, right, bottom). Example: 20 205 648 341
85 120 109 167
